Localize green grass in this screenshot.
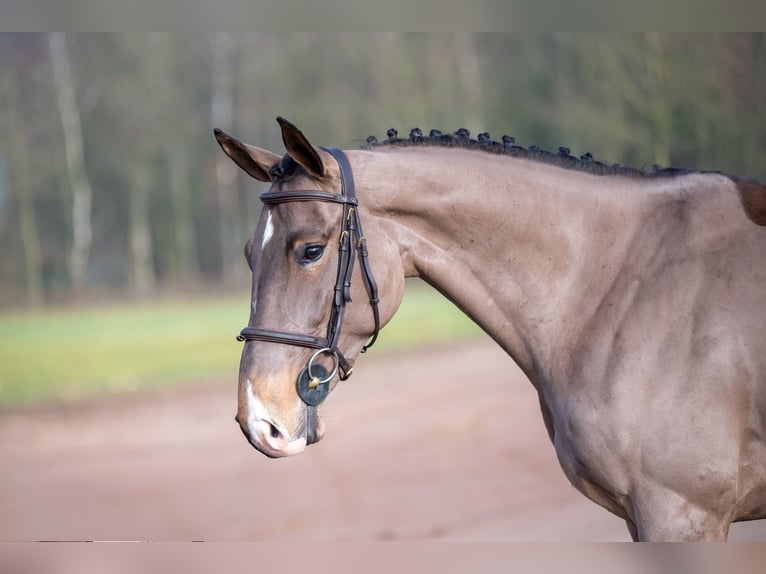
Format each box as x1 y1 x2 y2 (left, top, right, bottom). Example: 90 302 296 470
0 285 481 405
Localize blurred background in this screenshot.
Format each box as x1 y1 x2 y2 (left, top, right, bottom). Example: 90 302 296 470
1 32 765 405
1 33 766 543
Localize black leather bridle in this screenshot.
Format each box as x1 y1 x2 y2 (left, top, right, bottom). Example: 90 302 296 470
236 147 380 408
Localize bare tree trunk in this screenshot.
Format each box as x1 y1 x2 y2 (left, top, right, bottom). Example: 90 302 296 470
118 33 171 294
48 32 93 295
130 166 155 295
209 32 239 283
2 75 43 308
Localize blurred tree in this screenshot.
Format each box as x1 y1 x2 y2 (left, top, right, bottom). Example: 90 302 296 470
117 33 159 295
210 32 246 284
0 33 764 308
2 69 43 308
156 33 201 284
48 32 94 295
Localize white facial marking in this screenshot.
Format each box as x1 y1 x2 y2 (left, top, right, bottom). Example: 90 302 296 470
246 381 307 456
261 210 274 250
246 382 273 426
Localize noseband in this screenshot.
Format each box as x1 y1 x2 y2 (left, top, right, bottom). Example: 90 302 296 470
236 147 381 407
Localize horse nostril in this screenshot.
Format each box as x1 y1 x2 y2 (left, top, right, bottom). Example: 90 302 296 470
268 422 281 439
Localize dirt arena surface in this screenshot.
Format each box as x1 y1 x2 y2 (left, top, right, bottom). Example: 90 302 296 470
1 338 764 542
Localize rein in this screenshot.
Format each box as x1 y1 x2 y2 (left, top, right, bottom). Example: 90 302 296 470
236 147 380 407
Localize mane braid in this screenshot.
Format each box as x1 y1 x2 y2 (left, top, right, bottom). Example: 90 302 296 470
362 128 698 179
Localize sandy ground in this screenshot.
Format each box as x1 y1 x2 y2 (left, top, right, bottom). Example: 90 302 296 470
1 338 764 542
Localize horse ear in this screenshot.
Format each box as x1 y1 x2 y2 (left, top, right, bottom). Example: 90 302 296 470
276 116 325 178
214 128 280 182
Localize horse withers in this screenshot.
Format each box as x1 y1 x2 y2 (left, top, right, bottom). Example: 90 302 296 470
215 117 766 541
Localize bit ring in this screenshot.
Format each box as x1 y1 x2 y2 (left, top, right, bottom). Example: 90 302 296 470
307 348 339 388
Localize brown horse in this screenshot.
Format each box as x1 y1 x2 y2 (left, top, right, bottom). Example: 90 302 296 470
214 117 766 541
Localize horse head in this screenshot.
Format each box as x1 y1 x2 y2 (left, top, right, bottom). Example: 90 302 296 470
215 117 405 457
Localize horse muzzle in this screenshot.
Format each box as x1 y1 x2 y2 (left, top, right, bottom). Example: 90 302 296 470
237 382 325 458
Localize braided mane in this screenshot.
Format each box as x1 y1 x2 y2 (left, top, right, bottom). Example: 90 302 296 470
362 127 693 179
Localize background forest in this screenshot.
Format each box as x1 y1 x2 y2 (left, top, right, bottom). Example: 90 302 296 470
1 33 765 308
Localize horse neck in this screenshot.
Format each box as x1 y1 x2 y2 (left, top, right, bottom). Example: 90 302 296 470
355 146 656 385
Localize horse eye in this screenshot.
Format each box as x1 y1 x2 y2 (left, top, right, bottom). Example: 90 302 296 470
302 244 325 263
